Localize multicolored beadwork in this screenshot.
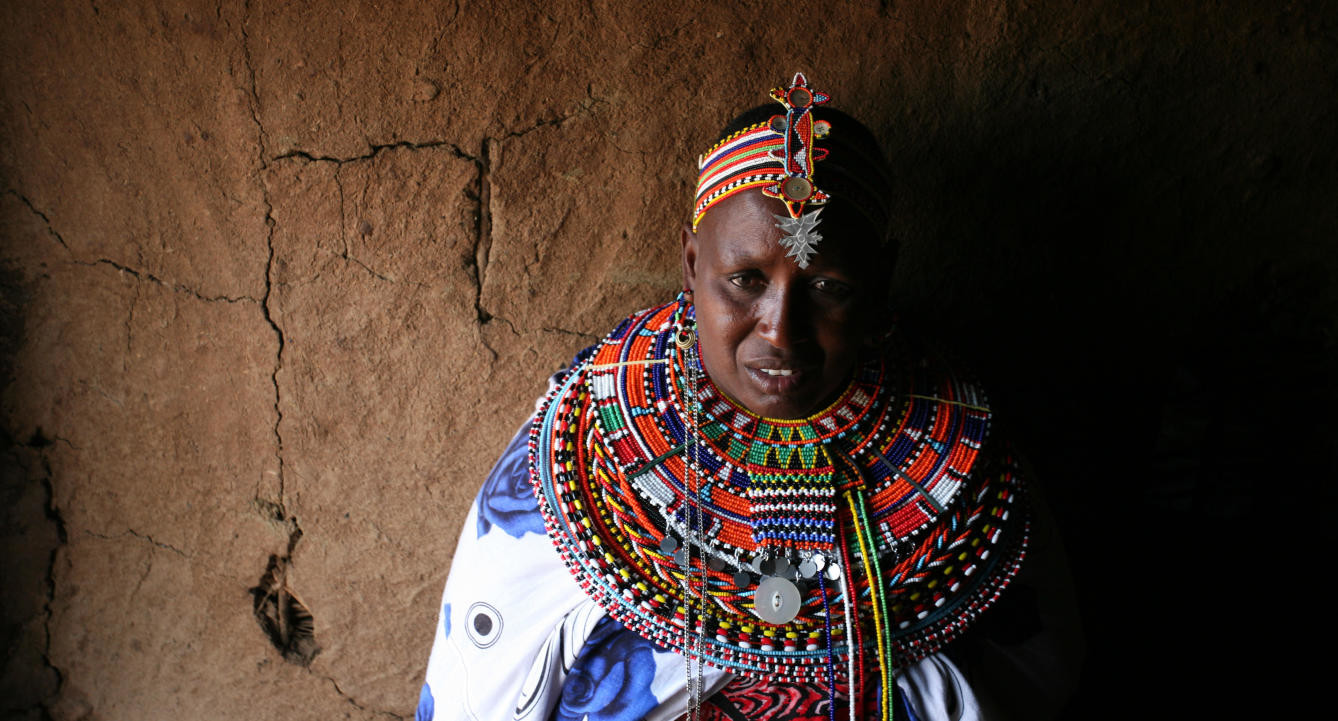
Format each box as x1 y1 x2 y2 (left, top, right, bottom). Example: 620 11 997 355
692 72 832 232
761 72 832 219
528 301 1031 688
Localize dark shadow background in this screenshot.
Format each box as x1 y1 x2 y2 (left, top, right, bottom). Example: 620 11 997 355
884 7 1337 717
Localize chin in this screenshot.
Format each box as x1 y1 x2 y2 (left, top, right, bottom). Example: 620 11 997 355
745 394 821 421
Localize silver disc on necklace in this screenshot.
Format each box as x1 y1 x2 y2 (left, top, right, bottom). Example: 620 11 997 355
732 571 753 588
673 548 689 567
754 576 802 624
707 556 726 572
659 536 679 554
825 562 842 581
798 559 818 579
771 556 792 577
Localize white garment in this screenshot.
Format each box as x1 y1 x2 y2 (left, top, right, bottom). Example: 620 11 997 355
417 419 985 721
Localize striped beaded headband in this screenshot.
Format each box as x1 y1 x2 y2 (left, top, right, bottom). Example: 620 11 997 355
692 72 833 234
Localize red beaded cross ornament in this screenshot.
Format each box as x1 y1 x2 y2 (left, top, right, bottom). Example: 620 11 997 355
762 72 832 219
691 73 834 268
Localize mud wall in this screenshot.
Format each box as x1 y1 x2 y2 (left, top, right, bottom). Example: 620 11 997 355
2 2 1334 719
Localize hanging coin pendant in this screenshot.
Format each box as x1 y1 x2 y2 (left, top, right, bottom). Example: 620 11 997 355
781 176 812 201
707 556 726 572
659 536 680 554
799 559 818 580
825 562 842 581
733 571 753 589
771 556 792 577
754 576 802 624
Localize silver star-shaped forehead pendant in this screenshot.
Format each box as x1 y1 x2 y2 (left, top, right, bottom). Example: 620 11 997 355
773 208 824 269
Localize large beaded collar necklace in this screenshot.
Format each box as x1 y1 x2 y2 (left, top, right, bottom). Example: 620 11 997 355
529 300 1030 711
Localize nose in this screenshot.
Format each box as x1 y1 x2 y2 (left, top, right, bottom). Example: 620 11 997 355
756 284 808 351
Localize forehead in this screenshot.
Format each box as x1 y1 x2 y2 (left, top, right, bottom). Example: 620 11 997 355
696 190 883 273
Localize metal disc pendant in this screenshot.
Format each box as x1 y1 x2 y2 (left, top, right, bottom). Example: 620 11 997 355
798 559 818 580
732 571 752 588
825 562 842 581
754 576 802 624
659 536 679 554
781 176 812 201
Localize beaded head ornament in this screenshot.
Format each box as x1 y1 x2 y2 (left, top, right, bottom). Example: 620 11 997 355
692 72 833 268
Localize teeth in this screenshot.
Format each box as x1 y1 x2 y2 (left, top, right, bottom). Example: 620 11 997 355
761 369 795 377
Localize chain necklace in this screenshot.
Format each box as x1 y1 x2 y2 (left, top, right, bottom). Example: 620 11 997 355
676 305 705 721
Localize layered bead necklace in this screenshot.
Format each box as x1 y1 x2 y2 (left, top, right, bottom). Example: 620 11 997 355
529 297 1030 719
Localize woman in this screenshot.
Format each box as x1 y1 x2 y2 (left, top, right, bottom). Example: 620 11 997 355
417 74 1060 721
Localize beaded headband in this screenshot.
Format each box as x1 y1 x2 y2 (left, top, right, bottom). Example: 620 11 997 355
692 73 833 267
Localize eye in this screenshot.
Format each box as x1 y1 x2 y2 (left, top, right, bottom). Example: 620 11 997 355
727 271 763 289
811 278 853 297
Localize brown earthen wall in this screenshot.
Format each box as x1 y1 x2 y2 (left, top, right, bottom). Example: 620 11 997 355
2 2 1334 719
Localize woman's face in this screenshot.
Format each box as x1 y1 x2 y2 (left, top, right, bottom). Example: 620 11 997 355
682 190 885 420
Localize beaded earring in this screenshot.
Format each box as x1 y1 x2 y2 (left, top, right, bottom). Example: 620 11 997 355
673 289 697 353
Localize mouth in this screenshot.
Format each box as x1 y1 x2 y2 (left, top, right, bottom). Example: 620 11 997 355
745 363 812 396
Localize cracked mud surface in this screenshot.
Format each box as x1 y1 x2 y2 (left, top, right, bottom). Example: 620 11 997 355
2 1 1336 719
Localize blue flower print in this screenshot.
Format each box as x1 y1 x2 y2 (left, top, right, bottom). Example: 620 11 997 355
476 426 545 539
555 616 659 721
416 683 434 721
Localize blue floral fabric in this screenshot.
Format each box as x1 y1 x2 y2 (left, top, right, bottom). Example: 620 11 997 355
553 616 661 721
416 683 434 721
475 426 545 539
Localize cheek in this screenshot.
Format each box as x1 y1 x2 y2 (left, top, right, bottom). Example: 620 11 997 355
817 311 866 361
695 295 751 365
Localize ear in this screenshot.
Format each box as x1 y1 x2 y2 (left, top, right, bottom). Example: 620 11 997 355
680 223 699 292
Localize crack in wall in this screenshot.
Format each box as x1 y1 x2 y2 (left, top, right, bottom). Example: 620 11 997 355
241 0 291 526
271 139 476 166
470 139 494 326
38 457 68 715
237 14 323 678
82 528 190 557
12 182 255 304
331 165 402 285
124 282 139 372
6 189 72 253
542 325 599 342
317 673 408 721
76 258 259 304
8 432 71 714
